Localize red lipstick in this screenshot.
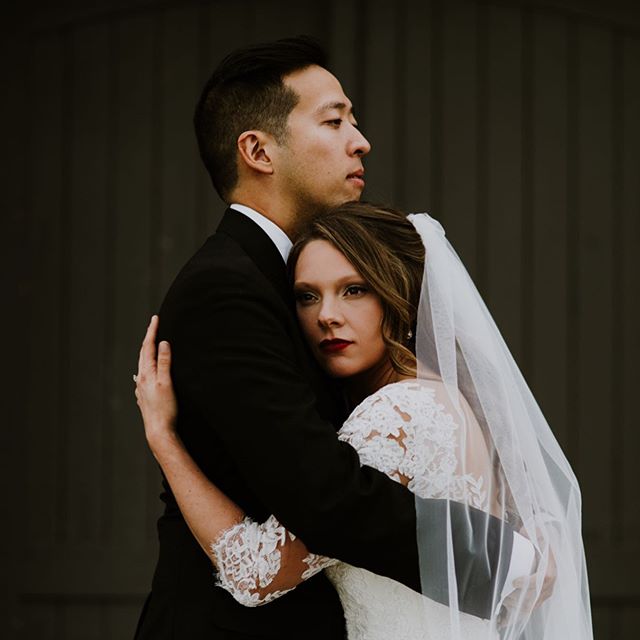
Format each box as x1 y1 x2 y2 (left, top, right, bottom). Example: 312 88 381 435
320 339 352 353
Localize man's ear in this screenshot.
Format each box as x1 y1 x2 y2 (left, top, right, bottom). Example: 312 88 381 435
237 131 274 176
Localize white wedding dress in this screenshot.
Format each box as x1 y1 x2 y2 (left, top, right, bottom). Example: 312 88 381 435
211 379 502 639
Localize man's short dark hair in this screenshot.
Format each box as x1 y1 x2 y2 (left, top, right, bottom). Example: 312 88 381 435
194 36 328 202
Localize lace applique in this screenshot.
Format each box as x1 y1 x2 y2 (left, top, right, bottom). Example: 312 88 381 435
338 380 489 510
301 551 338 580
210 514 337 607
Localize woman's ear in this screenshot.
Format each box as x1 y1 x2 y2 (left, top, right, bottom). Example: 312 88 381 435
237 131 274 176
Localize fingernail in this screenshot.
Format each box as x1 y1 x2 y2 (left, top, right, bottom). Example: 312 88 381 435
159 341 169 351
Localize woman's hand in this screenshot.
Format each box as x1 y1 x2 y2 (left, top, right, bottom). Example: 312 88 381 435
135 315 179 454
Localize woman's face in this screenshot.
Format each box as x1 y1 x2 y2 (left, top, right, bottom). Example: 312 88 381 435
293 239 389 380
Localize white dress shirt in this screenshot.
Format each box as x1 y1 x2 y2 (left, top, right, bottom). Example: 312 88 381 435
230 203 293 263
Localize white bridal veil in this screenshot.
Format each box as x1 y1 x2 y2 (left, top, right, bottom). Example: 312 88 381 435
407 213 592 639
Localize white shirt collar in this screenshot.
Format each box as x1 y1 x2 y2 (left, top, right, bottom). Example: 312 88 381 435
229 204 293 263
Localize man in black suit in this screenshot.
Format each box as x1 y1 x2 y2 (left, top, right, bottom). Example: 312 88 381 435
134 37 512 639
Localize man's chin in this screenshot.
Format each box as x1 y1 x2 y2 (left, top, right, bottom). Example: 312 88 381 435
301 191 364 219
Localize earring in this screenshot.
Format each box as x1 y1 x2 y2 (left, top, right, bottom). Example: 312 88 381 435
407 330 413 340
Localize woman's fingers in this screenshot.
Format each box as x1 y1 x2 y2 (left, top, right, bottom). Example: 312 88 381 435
157 341 172 385
138 315 159 379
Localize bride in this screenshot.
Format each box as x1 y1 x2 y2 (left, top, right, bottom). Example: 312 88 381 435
134 202 592 639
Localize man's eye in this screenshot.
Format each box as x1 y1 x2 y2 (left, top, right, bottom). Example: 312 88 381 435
326 118 342 127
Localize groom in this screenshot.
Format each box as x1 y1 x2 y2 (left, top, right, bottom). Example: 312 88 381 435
134 37 512 639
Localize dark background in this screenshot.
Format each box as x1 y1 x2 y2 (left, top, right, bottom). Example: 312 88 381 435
2 1 639 638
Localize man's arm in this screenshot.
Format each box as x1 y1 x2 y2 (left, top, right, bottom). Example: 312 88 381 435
171 269 420 587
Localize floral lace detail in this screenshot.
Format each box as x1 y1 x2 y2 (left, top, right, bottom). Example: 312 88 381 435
338 380 489 510
301 550 338 580
210 514 337 607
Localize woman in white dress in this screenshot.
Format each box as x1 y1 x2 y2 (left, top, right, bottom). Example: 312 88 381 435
134 202 592 639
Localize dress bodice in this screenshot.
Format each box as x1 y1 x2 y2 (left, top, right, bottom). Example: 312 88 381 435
325 380 497 639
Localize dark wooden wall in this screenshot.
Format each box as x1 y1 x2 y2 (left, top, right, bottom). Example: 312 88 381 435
3 1 639 638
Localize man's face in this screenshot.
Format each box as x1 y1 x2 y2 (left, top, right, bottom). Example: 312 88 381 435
273 65 371 213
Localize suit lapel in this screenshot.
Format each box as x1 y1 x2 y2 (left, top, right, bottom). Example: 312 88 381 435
217 208 292 306
216 208 347 428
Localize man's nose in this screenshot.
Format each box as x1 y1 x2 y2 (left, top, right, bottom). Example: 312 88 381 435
351 127 371 157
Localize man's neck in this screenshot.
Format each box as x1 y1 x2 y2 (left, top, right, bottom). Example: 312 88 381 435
230 194 298 239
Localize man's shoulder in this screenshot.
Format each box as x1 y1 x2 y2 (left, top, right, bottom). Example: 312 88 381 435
158 228 285 322
173 229 260 290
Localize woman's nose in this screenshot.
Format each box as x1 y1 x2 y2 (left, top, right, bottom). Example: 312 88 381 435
317 299 344 327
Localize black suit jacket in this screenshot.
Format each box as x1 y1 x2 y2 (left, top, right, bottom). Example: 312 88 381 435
134 209 512 639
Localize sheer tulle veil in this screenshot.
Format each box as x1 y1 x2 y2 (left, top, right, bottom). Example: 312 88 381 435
407 213 592 639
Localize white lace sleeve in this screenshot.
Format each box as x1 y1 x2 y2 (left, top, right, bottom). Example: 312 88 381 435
210 514 338 607
337 380 492 511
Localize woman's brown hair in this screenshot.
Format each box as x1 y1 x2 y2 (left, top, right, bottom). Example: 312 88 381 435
288 201 425 377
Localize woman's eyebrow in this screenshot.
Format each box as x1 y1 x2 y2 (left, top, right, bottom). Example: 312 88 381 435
294 274 364 290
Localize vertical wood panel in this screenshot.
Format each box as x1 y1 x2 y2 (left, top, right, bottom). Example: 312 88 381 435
17 602 56 640
255 0 325 39
621 605 640 640
403 0 432 212
360 0 400 204
106 602 143 640
620 35 640 545
66 23 110 544
100 20 118 548
328 0 360 107
23 35 65 548
156 5 200 295
576 24 614 545
428 0 444 219
565 17 581 471
485 4 524 360
1 29 29 640
440 0 479 274
529 11 570 448
591 604 614 640
63 603 105 640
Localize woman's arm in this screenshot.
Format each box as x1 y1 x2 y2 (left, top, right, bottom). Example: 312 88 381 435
135 316 336 606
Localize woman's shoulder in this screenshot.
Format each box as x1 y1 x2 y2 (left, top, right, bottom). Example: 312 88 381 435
340 379 447 440
362 378 444 412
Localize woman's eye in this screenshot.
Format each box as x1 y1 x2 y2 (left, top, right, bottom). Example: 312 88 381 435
295 292 317 304
344 285 367 297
